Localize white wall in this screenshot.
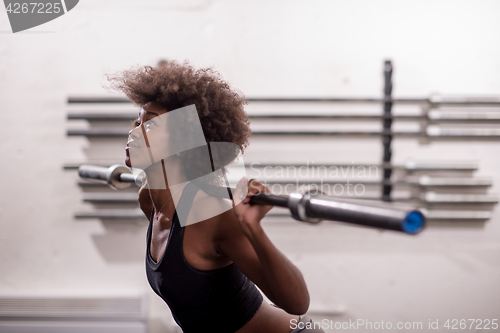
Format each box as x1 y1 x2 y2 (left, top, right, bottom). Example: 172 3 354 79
1 1 499 332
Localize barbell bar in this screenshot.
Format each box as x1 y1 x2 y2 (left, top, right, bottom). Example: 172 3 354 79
66 126 500 138
64 160 481 172
67 110 500 123
68 95 500 105
78 164 426 235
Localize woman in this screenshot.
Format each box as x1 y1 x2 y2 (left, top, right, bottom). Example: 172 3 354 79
109 61 325 333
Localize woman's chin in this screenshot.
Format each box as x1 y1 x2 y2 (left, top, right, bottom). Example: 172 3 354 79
126 158 153 170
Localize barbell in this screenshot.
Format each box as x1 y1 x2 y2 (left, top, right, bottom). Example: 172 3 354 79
78 164 425 235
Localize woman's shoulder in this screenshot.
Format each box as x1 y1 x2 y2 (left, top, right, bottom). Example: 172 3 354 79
188 189 239 238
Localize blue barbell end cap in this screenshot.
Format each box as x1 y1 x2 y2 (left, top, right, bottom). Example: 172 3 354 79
402 211 425 234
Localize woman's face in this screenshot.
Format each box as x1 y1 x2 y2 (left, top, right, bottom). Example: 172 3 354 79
125 102 170 169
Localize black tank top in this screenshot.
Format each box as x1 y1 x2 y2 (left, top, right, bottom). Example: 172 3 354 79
145 182 264 333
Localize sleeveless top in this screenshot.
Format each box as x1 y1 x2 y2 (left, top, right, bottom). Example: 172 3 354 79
145 182 264 333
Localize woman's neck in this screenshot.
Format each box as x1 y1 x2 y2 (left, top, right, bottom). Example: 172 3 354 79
144 159 188 222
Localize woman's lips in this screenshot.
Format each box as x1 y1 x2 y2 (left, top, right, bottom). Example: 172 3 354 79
126 141 140 148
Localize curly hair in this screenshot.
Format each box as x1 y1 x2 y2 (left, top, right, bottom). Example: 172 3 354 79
108 60 251 184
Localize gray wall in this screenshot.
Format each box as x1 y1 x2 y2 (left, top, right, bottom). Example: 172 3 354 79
1 1 499 332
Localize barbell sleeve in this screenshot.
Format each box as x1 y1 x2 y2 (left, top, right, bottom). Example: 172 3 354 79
78 164 138 190
249 192 425 234
78 165 425 234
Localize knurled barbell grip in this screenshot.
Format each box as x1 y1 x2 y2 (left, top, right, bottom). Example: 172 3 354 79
248 192 289 208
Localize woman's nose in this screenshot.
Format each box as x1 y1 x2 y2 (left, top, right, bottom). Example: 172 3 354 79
128 126 141 139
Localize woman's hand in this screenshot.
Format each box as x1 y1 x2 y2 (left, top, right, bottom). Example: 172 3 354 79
233 177 273 238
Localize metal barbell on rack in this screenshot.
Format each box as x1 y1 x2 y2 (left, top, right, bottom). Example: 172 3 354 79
78 164 426 235
68 95 500 105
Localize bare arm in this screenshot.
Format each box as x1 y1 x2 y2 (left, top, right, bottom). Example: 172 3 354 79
216 178 310 315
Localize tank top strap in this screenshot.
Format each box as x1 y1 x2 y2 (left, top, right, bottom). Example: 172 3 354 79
174 181 201 228
146 181 200 232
